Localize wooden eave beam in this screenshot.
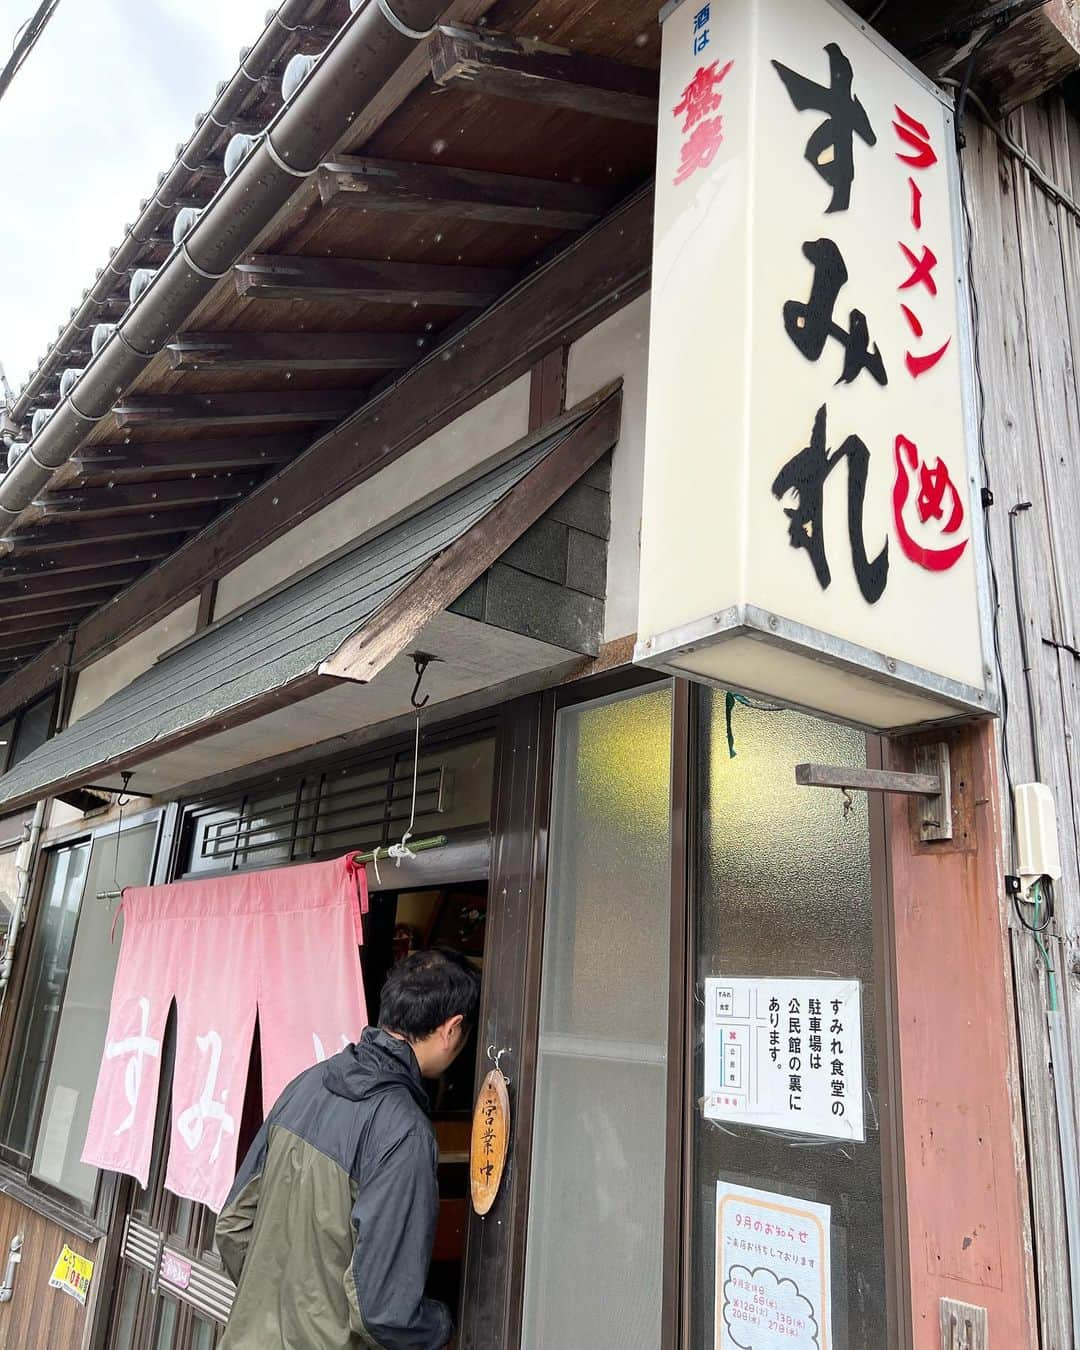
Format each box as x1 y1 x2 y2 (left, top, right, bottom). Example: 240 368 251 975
167 331 423 374
0 185 653 718
316 155 616 230
113 391 363 430
3 508 219 553
430 27 659 125
35 474 261 521
72 435 306 482
234 255 515 306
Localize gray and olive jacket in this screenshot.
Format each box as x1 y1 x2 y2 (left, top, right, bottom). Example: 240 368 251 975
217 1028 452 1350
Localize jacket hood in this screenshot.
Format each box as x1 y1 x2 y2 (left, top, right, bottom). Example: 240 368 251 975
322 1026 430 1112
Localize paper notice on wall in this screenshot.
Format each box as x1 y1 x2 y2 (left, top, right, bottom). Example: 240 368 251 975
703 978 863 1141
49 1245 94 1306
716 1182 831 1350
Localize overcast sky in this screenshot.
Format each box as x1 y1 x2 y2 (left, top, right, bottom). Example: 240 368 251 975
0 0 274 393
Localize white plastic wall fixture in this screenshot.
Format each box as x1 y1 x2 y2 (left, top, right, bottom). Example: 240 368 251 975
1015 782 1062 896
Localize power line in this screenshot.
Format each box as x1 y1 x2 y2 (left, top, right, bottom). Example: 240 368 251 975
0 1 63 109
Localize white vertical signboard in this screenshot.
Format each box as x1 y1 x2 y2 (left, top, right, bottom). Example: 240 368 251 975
716 1181 832 1350
703 977 864 1141
636 0 995 731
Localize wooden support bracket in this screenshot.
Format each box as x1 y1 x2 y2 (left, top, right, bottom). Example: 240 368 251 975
796 741 953 842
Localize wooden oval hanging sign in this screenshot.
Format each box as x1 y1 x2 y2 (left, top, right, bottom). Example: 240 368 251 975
470 1068 510 1216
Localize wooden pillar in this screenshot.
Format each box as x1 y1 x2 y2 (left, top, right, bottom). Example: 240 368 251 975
884 719 1036 1348
459 693 554 1350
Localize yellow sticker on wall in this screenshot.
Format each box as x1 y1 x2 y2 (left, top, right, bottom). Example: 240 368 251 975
49 1245 94 1306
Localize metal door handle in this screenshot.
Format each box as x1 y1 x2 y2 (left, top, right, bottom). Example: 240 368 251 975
0 1235 23 1303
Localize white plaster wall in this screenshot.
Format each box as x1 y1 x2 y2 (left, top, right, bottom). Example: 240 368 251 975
214 376 532 618
565 291 651 644
68 598 200 724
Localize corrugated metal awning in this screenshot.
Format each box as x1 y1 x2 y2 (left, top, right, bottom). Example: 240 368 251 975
0 390 619 814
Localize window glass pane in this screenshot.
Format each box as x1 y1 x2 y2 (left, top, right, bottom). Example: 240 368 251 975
0 719 14 775
0 844 90 1157
232 788 297 868
30 822 158 1203
0 845 18 939
522 683 672 1350
312 763 388 855
191 1315 220 1349
152 1294 180 1350
692 693 886 1348
9 694 55 768
392 737 496 840
185 806 241 874
110 1264 148 1350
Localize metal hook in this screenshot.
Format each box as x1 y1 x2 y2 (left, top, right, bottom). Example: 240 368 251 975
486 1044 511 1085
410 653 432 710
104 771 135 905
841 787 855 821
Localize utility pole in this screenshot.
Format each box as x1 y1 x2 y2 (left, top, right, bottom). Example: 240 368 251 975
0 1 63 109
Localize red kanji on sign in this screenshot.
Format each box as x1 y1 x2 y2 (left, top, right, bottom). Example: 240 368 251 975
673 58 733 132
892 435 969 571
898 242 940 297
905 338 951 378
674 116 725 185
908 177 923 229
893 105 938 169
900 304 924 337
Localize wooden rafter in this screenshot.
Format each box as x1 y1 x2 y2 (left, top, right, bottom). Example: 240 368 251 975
72 435 306 482
0 614 79 642
0 540 180 580
167 331 422 373
430 27 659 124
0 628 73 653
3 509 218 553
35 474 260 521
0 586 129 621
234 255 516 305
113 391 363 429
316 155 615 229
0 564 145 600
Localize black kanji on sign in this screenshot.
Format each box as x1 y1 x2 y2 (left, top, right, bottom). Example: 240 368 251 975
772 403 889 604
784 238 888 387
772 43 876 213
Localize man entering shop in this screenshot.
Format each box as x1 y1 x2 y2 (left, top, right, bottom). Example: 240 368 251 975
217 948 480 1349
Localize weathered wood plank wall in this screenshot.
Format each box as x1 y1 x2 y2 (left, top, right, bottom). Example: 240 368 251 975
0 1192 96 1347
968 96 1080 1349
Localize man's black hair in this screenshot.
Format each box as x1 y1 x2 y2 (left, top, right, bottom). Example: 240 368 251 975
379 948 481 1042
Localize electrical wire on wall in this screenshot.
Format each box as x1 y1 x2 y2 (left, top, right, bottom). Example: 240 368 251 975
947 67 1058 954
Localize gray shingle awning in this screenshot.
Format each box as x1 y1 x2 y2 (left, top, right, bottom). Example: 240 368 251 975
0 390 620 814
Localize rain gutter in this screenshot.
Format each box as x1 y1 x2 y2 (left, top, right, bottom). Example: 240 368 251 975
0 0 448 544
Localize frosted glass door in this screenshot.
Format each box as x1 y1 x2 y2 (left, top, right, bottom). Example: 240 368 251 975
521 683 673 1350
